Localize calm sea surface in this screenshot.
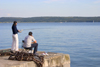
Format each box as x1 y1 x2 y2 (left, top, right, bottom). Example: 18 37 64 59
0 22 100 67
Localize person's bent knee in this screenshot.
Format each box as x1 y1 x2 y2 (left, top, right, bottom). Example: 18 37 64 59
36 43 38 46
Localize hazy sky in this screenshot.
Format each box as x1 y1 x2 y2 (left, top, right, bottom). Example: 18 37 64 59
0 0 100 17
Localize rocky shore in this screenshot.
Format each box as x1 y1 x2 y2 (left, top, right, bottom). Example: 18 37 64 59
0 49 70 67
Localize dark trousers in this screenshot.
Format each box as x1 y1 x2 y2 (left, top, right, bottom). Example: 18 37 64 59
24 43 38 54
31 43 38 54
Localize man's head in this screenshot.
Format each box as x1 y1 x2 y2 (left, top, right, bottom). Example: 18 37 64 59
28 32 33 36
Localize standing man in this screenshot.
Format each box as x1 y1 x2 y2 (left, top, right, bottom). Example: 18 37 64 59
11 21 21 51
23 32 38 55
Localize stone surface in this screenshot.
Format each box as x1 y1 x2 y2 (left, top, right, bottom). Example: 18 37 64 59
0 49 70 67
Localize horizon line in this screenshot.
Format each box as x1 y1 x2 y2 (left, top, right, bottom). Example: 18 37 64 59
0 16 100 18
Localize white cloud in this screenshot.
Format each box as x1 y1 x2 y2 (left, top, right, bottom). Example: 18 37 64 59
7 13 11 16
44 0 65 3
44 0 79 3
0 9 3 10
94 0 100 3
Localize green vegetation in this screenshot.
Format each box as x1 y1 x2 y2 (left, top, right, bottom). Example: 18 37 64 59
0 17 100 22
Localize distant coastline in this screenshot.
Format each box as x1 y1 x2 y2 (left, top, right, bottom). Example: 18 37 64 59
0 17 100 22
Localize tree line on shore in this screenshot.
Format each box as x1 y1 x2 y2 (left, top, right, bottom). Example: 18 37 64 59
0 17 100 22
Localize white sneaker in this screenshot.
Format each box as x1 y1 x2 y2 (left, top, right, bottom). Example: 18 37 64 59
45 53 48 55
42 53 48 55
42 53 45 55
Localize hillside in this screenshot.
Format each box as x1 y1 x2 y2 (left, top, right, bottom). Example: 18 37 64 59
0 17 100 22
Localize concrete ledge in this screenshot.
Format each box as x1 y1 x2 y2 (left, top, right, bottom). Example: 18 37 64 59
0 49 70 67
43 53 70 67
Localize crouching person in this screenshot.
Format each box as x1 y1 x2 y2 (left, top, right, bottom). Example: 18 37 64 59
23 32 38 55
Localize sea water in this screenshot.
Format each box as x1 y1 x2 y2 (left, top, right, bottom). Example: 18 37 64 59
0 22 100 67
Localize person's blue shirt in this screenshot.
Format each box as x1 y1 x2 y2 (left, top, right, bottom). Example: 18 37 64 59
12 25 18 34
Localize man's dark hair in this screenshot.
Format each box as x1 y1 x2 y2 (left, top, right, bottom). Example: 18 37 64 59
28 32 33 35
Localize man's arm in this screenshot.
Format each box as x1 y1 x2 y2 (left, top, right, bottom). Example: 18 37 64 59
31 36 37 44
18 30 22 33
32 40 37 44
